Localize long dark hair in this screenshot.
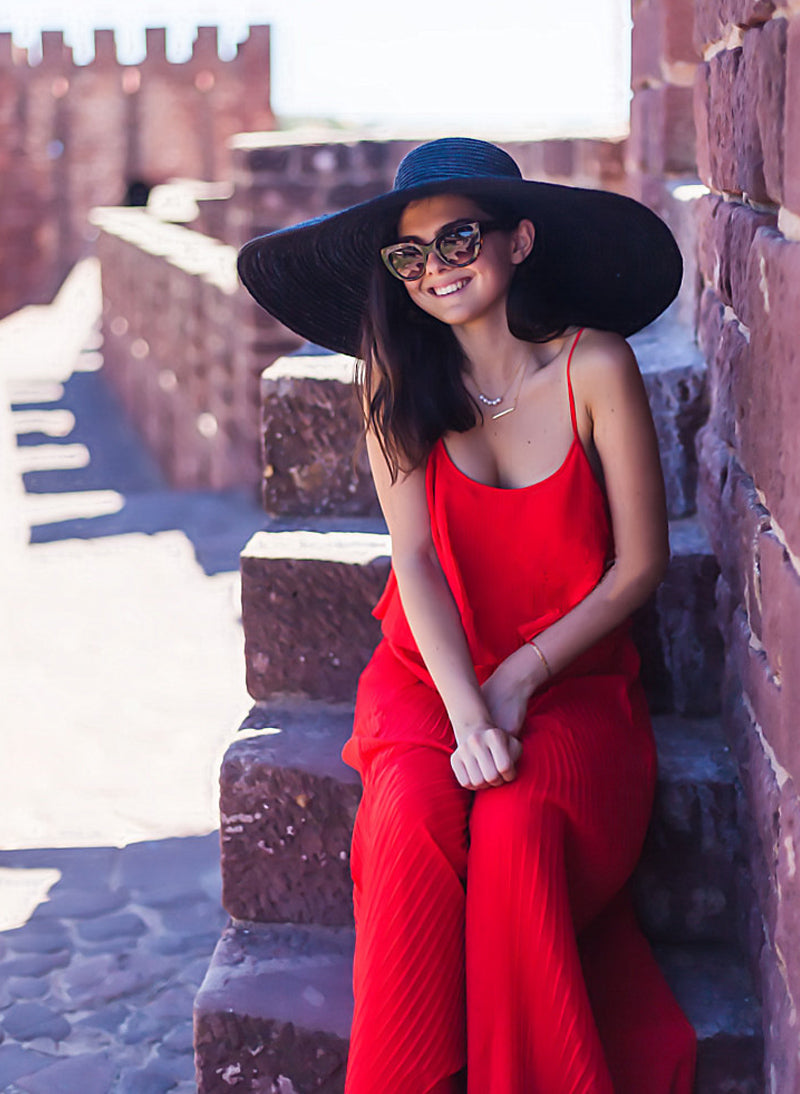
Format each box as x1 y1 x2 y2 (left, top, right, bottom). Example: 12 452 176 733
358 197 571 481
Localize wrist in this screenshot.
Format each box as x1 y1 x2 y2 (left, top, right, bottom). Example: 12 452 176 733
516 640 551 691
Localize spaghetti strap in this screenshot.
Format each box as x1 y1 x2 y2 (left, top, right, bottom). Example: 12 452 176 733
566 327 585 440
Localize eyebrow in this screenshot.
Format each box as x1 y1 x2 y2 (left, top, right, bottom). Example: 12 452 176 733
395 218 475 245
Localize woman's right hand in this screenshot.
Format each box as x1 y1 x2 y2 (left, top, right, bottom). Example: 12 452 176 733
450 726 523 790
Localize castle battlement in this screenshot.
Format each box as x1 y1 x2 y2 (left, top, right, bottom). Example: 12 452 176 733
0 25 271 73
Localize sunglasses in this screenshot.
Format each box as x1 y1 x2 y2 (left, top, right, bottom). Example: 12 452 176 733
380 219 505 282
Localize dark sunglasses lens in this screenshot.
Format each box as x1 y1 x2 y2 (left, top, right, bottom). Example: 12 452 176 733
387 244 426 280
437 223 481 266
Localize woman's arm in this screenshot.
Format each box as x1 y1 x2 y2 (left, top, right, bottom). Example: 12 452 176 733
482 331 669 733
366 430 521 789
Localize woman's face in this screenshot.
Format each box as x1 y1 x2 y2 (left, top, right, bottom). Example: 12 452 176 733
393 194 533 329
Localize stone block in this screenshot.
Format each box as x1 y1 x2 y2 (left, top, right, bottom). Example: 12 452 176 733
639 349 708 520
629 85 696 175
633 716 743 943
733 34 769 202
634 518 723 717
219 701 361 924
750 17 787 204
194 922 353 1094
741 228 800 548
261 356 378 517
241 528 391 702
695 193 775 314
782 15 800 217
707 48 743 195
694 63 714 190
194 923 761 1094
694 0 775 54
656 944 763 1094
218 705 738 943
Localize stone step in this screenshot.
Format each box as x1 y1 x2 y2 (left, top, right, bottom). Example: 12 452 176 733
240 516 722 716
219 701 742 945
193 923 762 1094
259 329 706 521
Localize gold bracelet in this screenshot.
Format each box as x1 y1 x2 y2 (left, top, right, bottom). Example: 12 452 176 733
528 639 552 679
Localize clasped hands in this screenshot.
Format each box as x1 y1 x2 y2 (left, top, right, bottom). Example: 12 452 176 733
450 642 548 791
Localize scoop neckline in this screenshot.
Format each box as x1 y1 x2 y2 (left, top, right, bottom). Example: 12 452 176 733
437 433 581 493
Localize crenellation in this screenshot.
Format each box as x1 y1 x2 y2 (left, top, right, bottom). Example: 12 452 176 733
0 23 274 317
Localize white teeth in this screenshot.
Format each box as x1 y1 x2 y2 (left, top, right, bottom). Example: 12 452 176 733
432 279 467 297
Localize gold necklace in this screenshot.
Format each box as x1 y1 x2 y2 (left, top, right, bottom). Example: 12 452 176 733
475 358 527 419
487 359 529 421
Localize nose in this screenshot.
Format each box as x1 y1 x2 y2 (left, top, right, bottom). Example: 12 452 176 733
424 248 447 276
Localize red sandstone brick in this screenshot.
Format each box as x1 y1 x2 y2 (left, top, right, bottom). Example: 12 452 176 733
664 0 700 62
759 529 800 728
708 48 743 194
629 85 696 174
632 0 662 88
782 16 800 217
695 0 775 53
751 18 787 205
739 228 800 550
734 33 769 202
694 63 714 188
695 193 775 308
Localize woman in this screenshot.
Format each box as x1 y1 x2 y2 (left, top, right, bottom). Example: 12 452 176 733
238 138 697 1094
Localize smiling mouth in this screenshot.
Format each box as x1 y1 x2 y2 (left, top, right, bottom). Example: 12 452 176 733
430 278 469 297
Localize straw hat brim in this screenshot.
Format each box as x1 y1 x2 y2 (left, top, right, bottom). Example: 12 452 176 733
237 175 682 357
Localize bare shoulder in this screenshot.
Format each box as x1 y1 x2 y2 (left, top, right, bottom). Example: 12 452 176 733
569 328 643 416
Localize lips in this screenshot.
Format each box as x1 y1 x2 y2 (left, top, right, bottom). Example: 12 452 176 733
430 278 469 297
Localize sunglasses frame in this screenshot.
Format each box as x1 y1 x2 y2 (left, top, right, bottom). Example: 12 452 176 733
380 219 503 282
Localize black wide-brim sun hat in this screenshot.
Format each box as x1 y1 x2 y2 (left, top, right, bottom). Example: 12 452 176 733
237 137 682 357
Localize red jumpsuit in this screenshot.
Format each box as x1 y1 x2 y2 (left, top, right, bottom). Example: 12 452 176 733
342 329 697 1094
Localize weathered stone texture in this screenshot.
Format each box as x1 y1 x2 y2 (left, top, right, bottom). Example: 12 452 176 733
219 703 361 924
694 0 776 55
95 211 269 491
633 717 743 942
634 519 723 717
261 357 378 518
782 14 800 218
241 530 391 702
739 228 800 551
719 627 800 1093
642 361 708 519
629 85 697 175
695 21 787 205
194 923 353 1094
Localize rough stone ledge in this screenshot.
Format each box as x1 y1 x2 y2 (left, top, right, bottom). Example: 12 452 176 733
634 716 745 943
220 702 361 925
241 528 391 703
194 923 762 1094
241 516 720 711
193 922 353 1094
220 704 743 943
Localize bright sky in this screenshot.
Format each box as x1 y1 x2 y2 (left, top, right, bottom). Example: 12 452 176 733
5 0 632 136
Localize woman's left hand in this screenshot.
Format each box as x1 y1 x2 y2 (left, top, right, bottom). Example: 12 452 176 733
481 644 547 737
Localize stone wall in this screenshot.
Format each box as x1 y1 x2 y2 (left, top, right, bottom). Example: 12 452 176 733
690 2 800 1089
628 0 703 325
92 208 254 490
0 26 274 319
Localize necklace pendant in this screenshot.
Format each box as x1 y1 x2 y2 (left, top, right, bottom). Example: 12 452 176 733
491 406 516 420
478 393 503 407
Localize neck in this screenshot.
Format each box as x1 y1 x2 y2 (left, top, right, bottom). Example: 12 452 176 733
454 314 530 389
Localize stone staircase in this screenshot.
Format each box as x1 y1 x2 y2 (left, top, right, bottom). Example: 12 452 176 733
193 320 764 1093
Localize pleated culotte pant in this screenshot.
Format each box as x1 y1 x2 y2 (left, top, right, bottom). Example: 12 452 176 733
342 640 697 1094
